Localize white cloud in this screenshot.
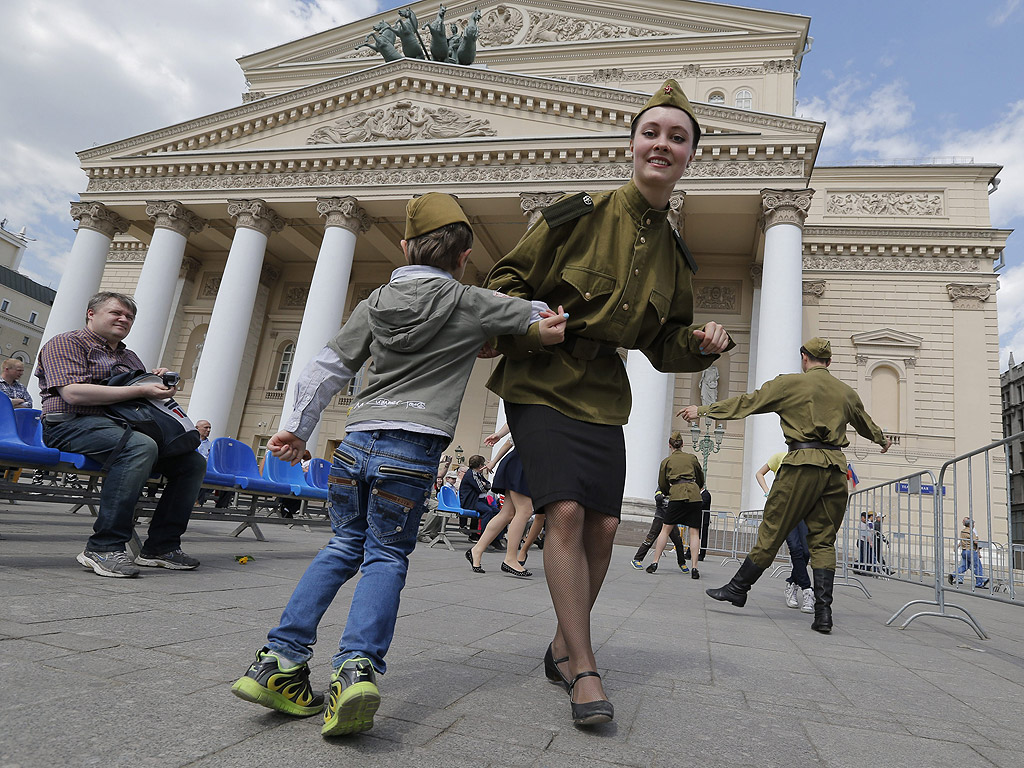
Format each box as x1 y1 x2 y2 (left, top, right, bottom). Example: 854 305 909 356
0 1 378 286
989 0 1021 26
998 264 1024 370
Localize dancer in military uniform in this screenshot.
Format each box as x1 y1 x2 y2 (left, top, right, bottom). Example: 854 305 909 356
487 79 733 725
646 431 705 579
678 337 890 633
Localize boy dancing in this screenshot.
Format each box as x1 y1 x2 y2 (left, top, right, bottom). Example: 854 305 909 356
231 193 566 735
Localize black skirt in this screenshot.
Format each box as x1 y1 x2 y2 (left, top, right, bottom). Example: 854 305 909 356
491 448 531 496
505 403 625 518
664 499 703 529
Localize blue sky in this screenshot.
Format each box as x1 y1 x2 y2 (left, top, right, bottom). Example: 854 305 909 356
1 0 1021 365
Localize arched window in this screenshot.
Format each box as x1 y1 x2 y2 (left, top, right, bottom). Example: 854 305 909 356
870 365 900 432
274 343 294 391
708 91 725 105
735 89 753 109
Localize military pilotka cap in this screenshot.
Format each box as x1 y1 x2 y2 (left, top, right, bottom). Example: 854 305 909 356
670 430 684 442
630 79 702 145
801 337 832 360
405 193 471 239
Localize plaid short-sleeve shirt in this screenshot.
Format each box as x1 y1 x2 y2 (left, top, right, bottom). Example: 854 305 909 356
0 377 32 408
35 327 146 415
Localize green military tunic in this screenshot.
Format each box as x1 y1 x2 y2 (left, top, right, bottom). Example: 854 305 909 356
486 180 733 425
697 366 888 570
658 451 704 502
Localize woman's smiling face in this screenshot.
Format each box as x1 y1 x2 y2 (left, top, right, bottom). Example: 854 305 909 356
630 106 697 203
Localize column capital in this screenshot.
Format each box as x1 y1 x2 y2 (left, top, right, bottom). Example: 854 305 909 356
802 279 826 305
70 201 129 238
227 199 285 236
180 255 201 282
760 188 814 232
145 200 206 237
520 192 565 228
261 263 282 287
316 196 371 234
668 191 686 232
946 282 991 309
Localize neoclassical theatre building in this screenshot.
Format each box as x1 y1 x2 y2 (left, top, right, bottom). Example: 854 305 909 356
41 0 1008 518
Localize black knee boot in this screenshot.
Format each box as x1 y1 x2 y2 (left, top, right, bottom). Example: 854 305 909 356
811 568 835 633
705 557 764 607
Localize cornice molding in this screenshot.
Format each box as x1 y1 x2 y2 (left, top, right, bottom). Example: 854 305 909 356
227 199 285 235
145 200 206 237
70 201 129 238
804 225 1008 241
85 158 806 195
761 188 814 231
316 196 371 233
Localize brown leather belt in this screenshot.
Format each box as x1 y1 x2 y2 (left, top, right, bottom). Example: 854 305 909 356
788 441 843 451
561 333 619 361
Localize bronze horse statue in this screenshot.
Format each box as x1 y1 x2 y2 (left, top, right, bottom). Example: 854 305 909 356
425 5 449 62
395 7 426 59
456 8 481 65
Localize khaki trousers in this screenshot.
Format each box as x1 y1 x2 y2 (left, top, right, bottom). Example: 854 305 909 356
748 463 849 571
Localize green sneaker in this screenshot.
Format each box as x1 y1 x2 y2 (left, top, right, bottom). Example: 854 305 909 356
321 657 381 737
231 647 325 717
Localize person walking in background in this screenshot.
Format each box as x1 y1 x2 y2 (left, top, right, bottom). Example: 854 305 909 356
645 432 705 579
950 517 989 588
756 451 813 613
680 337 890 634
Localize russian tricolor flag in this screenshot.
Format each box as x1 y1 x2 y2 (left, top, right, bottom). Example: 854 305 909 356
847 463 859 488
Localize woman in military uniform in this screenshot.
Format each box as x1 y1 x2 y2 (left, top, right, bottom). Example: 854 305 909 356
486 80 732 725
646 432 705 579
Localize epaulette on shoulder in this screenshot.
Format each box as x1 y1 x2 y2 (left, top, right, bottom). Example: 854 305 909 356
673 230 698 274
541 192 595 228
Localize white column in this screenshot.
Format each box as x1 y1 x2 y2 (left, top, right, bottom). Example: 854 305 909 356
31 202 129 400
127 201 206 369
741 264 762 511
280 197 370 448
742 189 814 510
190 200 283 439
622 351 675 505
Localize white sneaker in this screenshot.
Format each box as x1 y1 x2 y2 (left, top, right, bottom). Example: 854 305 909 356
800 588 815 614
785 582 799 608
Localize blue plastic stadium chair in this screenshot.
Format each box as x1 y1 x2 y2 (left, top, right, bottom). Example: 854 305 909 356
262 452 328 501
306 458 330 490
13 408 101 470
0 396 61 466
208 437 290 495
437 484 480 519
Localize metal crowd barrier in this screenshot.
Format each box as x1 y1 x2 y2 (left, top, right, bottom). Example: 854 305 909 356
884 431 1024 640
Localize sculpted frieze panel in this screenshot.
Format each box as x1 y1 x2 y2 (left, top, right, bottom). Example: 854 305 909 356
694 281 740 314
478 5 525 46
803 257 979 273
281 283 310 309
825 191 944 217
199 274 222 299
86 159 805 195
308 102 496 143
523 11 668 43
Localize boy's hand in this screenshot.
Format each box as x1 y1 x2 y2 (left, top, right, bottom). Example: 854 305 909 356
268 430 307 465
693 322 729 355
538 305 567 346
477 341 499 359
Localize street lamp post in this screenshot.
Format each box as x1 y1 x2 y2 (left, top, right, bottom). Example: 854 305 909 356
690 417 725 476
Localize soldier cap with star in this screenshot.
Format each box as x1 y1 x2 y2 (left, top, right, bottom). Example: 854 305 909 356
800 337 832 360
405 192 471 239
630 79 701 146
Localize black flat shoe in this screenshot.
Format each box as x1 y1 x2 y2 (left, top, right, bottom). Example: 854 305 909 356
500 562 532 578
519 551 528 565
646 562 658 574
568 671 613 726
543 643 570 691
691 569 700 580
465 549 485 574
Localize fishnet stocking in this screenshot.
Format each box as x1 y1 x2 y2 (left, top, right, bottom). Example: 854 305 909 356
543 500 619 703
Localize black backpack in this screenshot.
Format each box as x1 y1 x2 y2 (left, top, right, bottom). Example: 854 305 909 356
103 370 201 462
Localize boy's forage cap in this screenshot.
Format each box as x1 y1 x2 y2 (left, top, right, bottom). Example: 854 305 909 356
801 337 832 360
405 192 470 239
631 79 701 143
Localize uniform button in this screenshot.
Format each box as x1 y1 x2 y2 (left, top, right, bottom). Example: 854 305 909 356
634 268 640 275
622 303 629 311
660 317 667 324
646 218 652 225
584 292 592 299
640 237 646 244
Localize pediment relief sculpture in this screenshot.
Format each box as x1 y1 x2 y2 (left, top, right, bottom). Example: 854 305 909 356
521 10 669 43
825 191 944 217
307 101 497 143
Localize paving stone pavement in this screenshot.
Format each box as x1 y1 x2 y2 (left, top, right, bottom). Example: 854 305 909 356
2 502 1023 768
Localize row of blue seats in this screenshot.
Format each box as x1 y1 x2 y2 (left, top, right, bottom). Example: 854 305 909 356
0 393 330 502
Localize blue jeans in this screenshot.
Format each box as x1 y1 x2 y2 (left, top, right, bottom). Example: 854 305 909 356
267 429 446 674
785 520 811 589
43 414 206 554
955 549 985 587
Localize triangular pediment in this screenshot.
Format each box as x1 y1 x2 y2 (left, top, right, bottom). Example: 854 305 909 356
851 329 924 351
78 59 822 165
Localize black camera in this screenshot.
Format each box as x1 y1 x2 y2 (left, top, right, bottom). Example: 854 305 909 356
162 372 181 388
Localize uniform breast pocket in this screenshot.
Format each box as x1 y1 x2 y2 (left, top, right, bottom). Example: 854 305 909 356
367 469 433 544
647 288 671 326
561 265 617 304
